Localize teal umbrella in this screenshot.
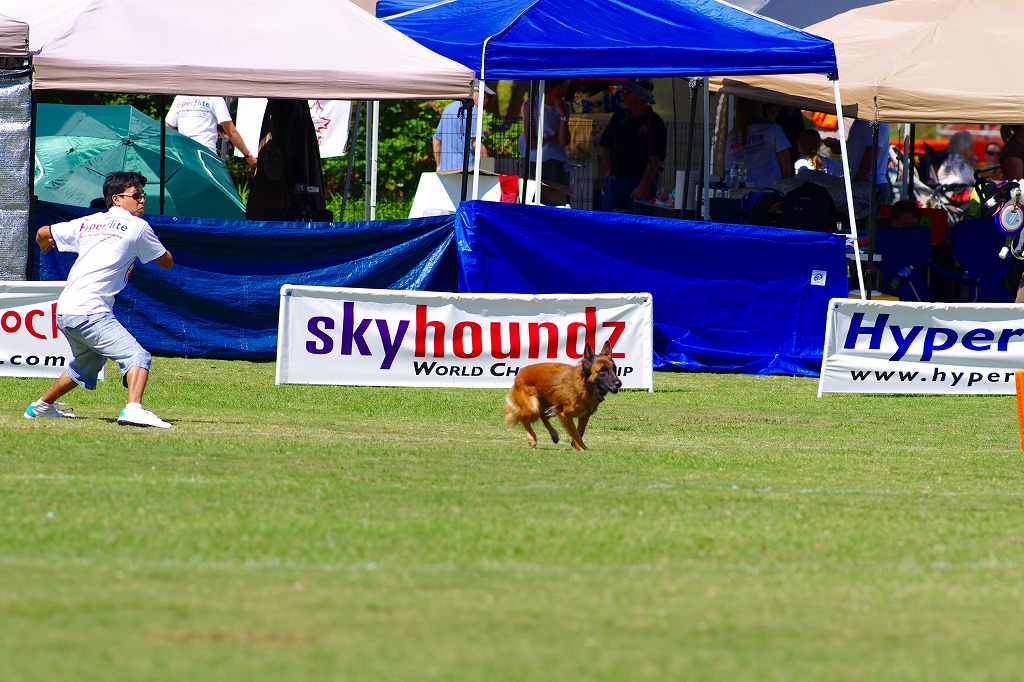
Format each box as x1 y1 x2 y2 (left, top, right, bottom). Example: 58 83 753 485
33 103 246 220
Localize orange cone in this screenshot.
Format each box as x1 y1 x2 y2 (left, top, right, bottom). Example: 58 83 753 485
1016 370 1024 451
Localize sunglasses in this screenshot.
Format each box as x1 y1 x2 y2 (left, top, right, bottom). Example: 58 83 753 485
115 190 146 200
986 150 1000 156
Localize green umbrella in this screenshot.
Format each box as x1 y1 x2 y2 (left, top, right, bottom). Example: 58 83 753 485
33 103 246 220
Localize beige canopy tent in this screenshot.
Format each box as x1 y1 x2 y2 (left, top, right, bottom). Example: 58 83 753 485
0 0 474 100
0 12 26 56
713 0 1021 123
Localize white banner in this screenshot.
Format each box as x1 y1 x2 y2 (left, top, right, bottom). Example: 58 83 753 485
0 282 74 378
819 299 1024 395
235 99 351 159
276 287 654 390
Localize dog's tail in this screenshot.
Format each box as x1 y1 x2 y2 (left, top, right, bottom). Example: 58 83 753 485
504 386 540 426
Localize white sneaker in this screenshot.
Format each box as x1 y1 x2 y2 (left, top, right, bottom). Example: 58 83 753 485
117 403 172 429
24 400 76 419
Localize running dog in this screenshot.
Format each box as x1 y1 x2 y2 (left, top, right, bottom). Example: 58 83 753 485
504 342 621 451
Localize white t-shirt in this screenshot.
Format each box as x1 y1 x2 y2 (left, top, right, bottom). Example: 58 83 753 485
846 120 891 184
165 96 232 153
50 206 168 315
724 121 790 187
795 154 845 177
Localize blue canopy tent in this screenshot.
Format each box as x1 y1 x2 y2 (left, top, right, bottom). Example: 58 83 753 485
378 0 838 78
378 0 860 281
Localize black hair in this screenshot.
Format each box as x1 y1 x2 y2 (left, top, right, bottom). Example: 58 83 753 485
891 199 921 221
102 171 148 208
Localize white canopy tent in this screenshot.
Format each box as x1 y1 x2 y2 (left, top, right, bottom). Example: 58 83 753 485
714 0 1023 123
0 0 474 100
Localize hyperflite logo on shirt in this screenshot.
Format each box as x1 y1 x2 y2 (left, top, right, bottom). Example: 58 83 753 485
79 220 128 236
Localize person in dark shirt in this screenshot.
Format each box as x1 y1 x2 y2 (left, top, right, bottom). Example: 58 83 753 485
598 79 667 211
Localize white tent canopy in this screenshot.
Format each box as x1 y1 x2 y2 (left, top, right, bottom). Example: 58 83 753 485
714 0 1023 123
0 0 474 100
0 13 27 56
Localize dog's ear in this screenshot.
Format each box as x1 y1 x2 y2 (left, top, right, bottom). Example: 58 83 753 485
600 341 612 356
582 343 594 373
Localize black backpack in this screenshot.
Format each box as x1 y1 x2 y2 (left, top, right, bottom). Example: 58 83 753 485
777 181 837 231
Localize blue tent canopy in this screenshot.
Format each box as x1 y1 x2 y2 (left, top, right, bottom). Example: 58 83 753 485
379 0 837 80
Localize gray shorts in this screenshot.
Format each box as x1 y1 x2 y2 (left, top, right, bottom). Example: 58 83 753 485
57 312 152 390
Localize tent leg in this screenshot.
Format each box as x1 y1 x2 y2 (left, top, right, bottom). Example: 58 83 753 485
831 78 866 299
460 98 472 202
341 101 362 222
682 78 700 215
159 94 167 216
520 80 537 204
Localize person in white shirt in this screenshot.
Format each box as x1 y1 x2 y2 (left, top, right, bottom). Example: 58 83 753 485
847 118 892 204
794 128 844 176
26 171 176 428
724 98 792 188
165 95 257 168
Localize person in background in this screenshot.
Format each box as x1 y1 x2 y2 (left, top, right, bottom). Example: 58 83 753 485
165 96 257 168
518 79 572 203
794 128 844 176
25 171 175 428
847 118 892 205
888 199 921 227
724 98 792 188
985 141 1002 166
982 140 1004 181
433 81 491 174
770 104 807 161
997 125 1024 303
599 78 666 211
999 125 1024 182
937 131 977 187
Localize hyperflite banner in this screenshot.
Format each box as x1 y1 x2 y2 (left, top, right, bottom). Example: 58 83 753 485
0 282 74 378
819 299 1024 395
276 286 654 389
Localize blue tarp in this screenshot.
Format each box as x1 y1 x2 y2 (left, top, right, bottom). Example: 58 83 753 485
30 200 847 375
379 0 838 79
32 202 458 359
454 201 848 376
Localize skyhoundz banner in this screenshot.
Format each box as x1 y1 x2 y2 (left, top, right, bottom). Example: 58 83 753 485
276 287 654 390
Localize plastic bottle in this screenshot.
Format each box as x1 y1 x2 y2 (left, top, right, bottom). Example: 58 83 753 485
887 265 912 293
728 162 740 189
737 162 747 188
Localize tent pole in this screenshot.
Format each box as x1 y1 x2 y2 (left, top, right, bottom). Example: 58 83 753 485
866 120 879 299
520 80 536 204
533 80 546 205
701 77 710 220
159 94 167 216
471 81 486 201
460 96 472 203
682 78 699 215
367 101 380 221
341 101 362 222
908 123 917 190
832 77 866 300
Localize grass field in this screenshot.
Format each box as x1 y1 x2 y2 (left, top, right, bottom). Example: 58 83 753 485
2 358 1023 681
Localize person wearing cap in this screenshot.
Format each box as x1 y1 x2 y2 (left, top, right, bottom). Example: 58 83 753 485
598 78 667 211
433 81 491 174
